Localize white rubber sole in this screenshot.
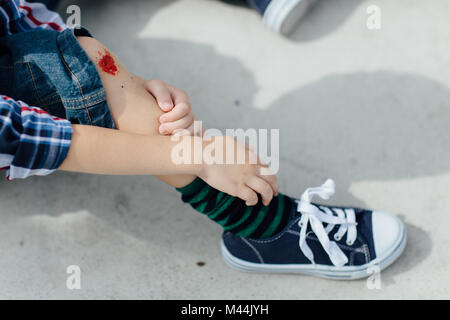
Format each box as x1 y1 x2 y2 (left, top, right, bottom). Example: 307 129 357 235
263 0 316 35
221 216 407 280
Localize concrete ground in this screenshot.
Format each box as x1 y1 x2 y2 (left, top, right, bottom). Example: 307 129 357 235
1 0 450 299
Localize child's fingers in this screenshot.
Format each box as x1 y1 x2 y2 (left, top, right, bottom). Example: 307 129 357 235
235 139 259 164
172 118 203 137
246 176 274 206
173 124 195 137
145 79 174 111
238 186 259 206
159 102 191 123
159 115 194 135
258 166 279 196
168 85 190 106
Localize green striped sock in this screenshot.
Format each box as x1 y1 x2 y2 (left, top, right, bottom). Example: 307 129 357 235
176 177 293 239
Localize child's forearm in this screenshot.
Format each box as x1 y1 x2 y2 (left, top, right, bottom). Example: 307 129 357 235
59 124 278 205
59 124 202 176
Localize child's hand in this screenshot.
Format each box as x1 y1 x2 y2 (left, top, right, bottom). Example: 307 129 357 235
198 136 279 206
145 79 197 136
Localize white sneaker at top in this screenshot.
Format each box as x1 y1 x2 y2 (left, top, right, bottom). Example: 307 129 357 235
263 0 317 36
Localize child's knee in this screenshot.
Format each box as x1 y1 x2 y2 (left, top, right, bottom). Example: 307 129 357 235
77 36 103 61
78 36 122 78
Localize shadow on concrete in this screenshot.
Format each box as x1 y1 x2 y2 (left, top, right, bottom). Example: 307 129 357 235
380 222 431 286
290 0 361 42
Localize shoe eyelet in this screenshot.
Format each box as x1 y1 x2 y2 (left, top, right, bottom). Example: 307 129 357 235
334 235 341 241
346 240 354 246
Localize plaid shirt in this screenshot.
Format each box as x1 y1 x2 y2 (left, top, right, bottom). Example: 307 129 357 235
1 1 70 180
0 0 66 36
0 96 73 180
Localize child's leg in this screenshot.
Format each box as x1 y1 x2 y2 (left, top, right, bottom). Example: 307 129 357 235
77 36 195 188
77 36 293 238
223 0 316 36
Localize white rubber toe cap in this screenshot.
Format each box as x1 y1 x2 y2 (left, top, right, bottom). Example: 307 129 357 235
372 211 403 259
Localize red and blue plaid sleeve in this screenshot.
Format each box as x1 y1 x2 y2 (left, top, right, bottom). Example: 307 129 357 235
0 0 66 37
0 95 73 180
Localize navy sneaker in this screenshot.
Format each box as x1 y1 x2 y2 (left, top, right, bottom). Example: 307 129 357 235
249 0 317 35
221 179 407 280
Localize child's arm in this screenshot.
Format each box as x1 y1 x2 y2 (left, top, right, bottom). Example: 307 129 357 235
0 95 276 205
59 124 200 176
0 95 72 180
59 124 279 206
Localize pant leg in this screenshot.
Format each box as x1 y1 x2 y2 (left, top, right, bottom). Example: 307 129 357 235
0 27 115 128
221 0 248 6
246 0 272 14
221 0 271 15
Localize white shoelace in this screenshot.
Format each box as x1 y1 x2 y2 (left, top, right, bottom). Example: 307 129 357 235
296 179 357 267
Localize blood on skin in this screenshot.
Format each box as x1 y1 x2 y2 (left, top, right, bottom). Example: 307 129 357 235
97 49 118 76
